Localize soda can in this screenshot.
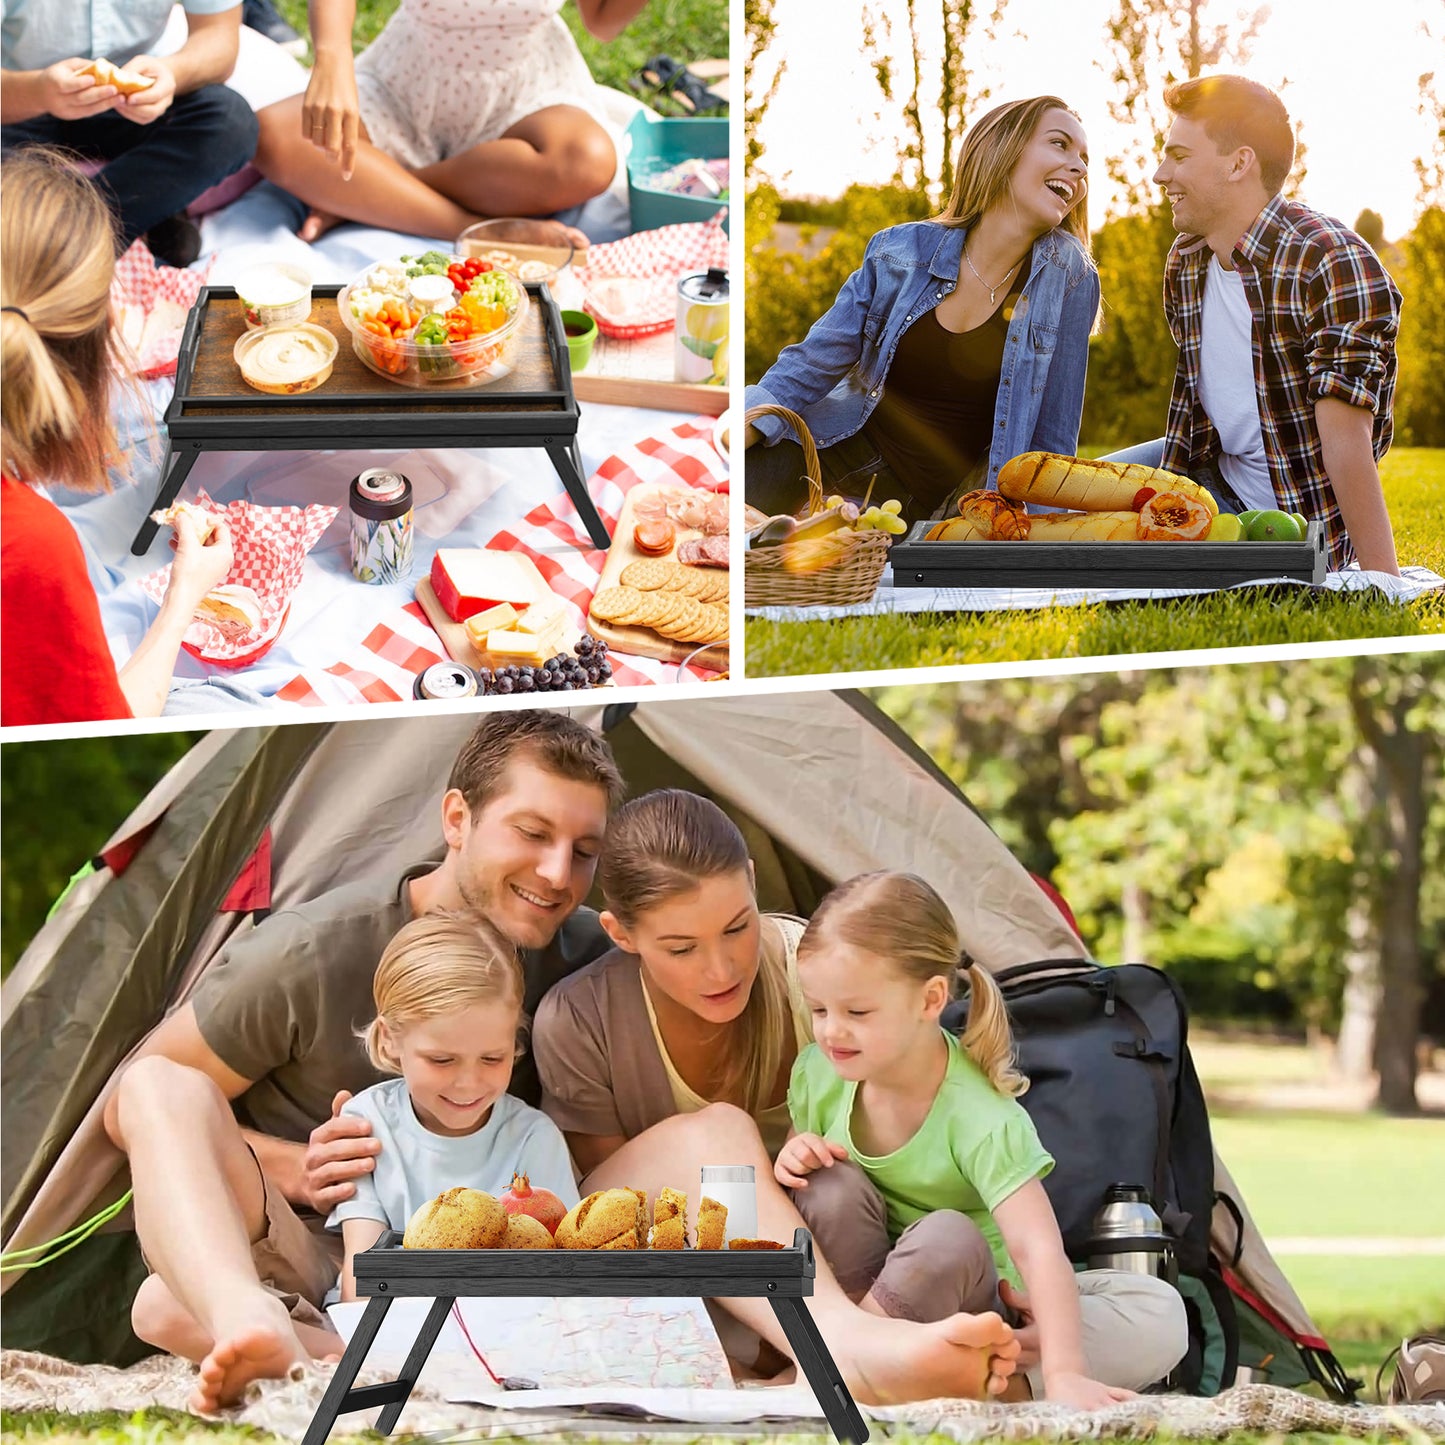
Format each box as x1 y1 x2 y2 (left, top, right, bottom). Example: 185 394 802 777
349 469 413 583
675 268 729 386
413 662 479 701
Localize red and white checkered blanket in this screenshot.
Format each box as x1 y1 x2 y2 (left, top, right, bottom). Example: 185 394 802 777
274 418 729 707
111 239 211 379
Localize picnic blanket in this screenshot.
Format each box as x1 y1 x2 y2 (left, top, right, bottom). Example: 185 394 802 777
5 1350 1442 1441
746 564 1444 620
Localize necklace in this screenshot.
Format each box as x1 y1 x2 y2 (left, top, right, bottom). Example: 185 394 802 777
963 242 1020 305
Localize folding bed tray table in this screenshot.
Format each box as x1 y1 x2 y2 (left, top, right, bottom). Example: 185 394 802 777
301 1227 868 1445
136 282 611 555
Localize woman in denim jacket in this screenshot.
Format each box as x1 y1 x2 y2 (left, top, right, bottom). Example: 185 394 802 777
745 96 1098 523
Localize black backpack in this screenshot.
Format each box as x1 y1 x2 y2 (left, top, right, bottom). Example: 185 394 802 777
942 957 1236 1395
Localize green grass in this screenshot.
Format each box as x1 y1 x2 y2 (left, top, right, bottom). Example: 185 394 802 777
745 449 1445 677
272 0 728 105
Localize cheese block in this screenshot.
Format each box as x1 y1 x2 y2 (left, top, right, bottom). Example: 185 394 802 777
430 549 540 622
515 592 568 636
485 630 557 668
462 601 520 651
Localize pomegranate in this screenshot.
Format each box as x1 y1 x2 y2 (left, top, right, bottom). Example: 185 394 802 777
501 1171 568 1237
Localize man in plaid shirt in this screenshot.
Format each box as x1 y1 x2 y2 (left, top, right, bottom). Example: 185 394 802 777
1114 76 1401 574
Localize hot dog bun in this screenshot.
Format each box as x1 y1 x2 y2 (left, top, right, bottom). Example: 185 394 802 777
998 452 1218 515
1020 510 1141 541
81 58 156 96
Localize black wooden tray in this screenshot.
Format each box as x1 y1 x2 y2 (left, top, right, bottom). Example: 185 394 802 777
888 518 1327 589
303 1228 868 1445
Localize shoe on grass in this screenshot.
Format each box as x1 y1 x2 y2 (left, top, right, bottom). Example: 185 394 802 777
1382 1334 1445 1404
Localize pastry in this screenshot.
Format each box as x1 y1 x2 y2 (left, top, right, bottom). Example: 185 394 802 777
727 1238 786 1250
555 1187 649 1249
499 1214 556 1249
695 1195 727 1250
649 1186 688 1249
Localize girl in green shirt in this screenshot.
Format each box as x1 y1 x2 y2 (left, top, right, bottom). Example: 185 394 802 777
780 870 1187 1408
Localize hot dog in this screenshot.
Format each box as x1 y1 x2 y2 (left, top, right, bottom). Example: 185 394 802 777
998 452 1218 515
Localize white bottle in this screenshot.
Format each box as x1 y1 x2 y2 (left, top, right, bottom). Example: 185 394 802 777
699 1165 757 1243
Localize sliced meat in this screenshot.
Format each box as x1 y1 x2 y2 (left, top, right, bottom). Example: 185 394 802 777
632 490 671 521
703 534 731 568
633 519 677 556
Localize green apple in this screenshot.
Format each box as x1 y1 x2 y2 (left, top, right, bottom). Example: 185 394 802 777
1246 510 1304 542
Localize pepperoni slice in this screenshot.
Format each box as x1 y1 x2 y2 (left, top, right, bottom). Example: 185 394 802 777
633 519 677 555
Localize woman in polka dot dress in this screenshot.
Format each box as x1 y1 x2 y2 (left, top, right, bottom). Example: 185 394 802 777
253 0 648 242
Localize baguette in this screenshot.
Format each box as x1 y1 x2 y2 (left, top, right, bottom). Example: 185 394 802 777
998 452 1218 515
1019 510 1141 541
924 516 988 541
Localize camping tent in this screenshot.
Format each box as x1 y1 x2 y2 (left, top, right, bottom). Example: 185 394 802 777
0 692 1349 1396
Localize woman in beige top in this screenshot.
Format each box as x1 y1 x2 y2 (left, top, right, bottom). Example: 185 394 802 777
532 789 1020 1406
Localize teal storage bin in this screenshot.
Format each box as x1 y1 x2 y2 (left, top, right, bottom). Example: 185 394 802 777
625 112 730 232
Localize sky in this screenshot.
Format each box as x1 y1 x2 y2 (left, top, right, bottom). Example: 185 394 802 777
750 0 1443 237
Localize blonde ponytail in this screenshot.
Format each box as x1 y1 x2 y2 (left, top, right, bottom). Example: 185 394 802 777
800 870 1028 1097
960 963 1027 1097
1 148 125 493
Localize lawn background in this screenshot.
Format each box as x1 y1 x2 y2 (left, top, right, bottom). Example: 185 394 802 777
745 449 1445 675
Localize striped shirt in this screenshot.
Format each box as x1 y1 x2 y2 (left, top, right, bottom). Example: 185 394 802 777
1160 193 1401 569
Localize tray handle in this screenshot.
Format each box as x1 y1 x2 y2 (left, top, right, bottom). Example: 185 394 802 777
792 1227 815 1270
535 281 568 386
744 403 825 518
369 1229 402 1251
171 290 209 398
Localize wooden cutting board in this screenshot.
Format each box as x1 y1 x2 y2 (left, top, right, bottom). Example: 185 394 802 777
586 485 730 666
416 568 581 670
572 327 728 414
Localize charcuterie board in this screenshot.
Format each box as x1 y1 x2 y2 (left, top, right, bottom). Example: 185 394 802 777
415 569 581 670
888 519 1328 589
586 484 730 665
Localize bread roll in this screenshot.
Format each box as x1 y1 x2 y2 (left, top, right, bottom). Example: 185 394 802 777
500 1214 556 1249
957 489 1030 540
555 1188 649 1249
924 516 988 542
998 452 1218 515
695 1196 728 1251
81 58 155 96
649 1186 688 1249
403 1187 507 1249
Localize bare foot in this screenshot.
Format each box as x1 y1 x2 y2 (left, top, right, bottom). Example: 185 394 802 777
297 207 343 243
562 225 590 252
836 1310 1020 1405
191 1324 307 1414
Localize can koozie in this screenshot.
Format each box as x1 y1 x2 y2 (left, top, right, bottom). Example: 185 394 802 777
674 268 729 386
349 469 414 583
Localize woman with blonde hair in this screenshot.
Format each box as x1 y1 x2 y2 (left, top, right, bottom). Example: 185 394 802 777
745 95 1097 523
778 871 1187 1408
1 148 233 726
534 791 1023 1408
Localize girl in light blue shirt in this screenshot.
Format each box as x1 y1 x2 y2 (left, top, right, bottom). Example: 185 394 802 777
745 96 1098 522
329 910 579 1298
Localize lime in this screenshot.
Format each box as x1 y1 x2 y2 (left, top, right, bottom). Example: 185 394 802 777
1207 513 1245 541
1246 509 1304 542
1236 509 1262 530
1291 513 1309 531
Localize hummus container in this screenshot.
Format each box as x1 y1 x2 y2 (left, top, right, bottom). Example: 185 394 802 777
234 323 338 394
235 262 313 330
338 269 529 388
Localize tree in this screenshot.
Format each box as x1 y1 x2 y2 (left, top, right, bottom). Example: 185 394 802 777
745 0 784 175
1396 205 1445 446
1100 0 1268 213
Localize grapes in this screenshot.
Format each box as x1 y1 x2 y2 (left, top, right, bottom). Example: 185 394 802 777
494 676 513 695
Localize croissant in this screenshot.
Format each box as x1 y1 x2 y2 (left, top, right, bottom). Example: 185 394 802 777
998 452 1218 515
957 489 1030 540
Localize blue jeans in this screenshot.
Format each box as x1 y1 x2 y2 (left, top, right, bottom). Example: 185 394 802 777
1 85 258 244
1104 438 1249 513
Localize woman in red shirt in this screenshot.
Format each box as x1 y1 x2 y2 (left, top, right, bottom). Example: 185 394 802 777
1 149 233 727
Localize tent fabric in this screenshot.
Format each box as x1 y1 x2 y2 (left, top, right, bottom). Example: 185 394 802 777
0 691 1326 1373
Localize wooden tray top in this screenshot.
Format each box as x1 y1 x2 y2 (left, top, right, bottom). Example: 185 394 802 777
174 285 569 418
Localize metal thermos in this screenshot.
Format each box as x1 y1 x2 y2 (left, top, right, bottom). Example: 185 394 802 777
1086 1184 1177 1283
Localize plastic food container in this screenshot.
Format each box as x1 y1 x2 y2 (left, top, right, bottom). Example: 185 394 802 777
456 218 576 286
625 113 730 231
337 260 529 388
233 323 337 394
234 262 313 330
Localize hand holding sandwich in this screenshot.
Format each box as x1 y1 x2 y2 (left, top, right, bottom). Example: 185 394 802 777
112 56 176 124
2 59 120 123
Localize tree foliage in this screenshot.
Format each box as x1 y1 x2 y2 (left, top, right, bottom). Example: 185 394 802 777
745 0 784 174
875 657 1445 1111
1396 205 1445 447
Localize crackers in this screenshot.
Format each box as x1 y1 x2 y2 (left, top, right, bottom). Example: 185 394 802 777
591 560 728 645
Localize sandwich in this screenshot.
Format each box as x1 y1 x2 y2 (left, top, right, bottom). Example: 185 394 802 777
403 1187 506 1249
80 57 156 96
150 500 219 544
194 583 263 641
648 1186 688 1249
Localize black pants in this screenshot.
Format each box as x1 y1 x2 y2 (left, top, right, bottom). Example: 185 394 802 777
2 84 258 245
746 428 936 524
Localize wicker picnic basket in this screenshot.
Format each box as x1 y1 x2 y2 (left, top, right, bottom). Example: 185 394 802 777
743 404 891 608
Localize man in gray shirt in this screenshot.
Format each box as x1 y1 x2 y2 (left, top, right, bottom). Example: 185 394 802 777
102 710 622 1411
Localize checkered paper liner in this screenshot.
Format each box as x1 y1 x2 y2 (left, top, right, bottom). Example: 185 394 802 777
274 418 729 706
141 490 337 665
110 238 211 380
576 215 729 339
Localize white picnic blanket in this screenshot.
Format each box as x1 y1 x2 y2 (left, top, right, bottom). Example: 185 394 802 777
747 563 1444 620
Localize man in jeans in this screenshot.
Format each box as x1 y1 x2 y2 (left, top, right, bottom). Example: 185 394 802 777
0 0 258 267
1111 75 1402 575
